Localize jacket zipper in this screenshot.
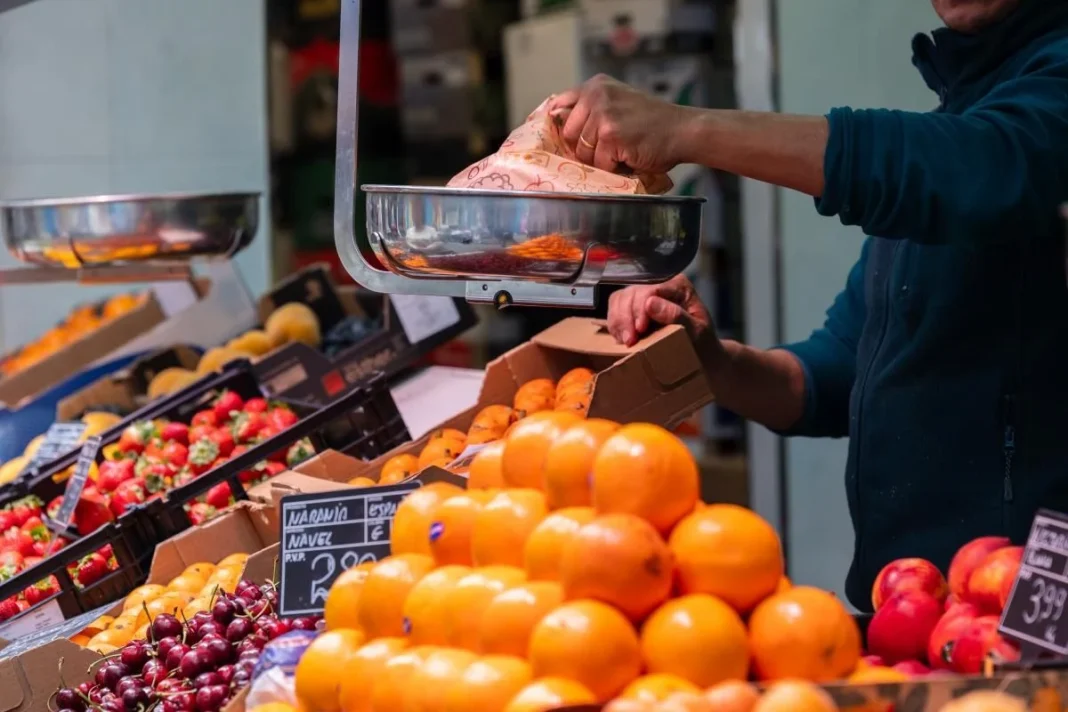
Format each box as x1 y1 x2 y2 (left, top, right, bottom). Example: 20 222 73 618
1003 394 1015 503
852 242 904 568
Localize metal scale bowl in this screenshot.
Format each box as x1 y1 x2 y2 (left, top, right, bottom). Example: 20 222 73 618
0 192 259 284
334 1 705 309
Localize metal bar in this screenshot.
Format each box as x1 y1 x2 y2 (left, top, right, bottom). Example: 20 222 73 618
0 263 193 285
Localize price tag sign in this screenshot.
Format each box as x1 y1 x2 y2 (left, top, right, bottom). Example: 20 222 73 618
19 421 87 478
277 480 422 617
388 295 461 345
52 436 103 529
0 602 112 660
999 509 1068 654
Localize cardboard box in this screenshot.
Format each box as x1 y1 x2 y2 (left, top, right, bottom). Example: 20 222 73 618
0 291 168 409
320 317 714 482
0 637 100 712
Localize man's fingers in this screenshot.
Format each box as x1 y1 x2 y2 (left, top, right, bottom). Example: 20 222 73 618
560 99 592 148
592 134 619 173
606 289 637 345
651 278 689 304
547 89 580 112
575 119 597 166
645 295 690 330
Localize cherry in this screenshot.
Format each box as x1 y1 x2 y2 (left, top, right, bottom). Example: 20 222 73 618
55 688 83 711
193 671 222 689
156 636 181 659
120 640 152 672
258 618 290 640
237 649 260 664
100 697 124 712
114 677 141 698
76 682 94 696
196 636 233 666
195 685 229 712
216 665 234 685
225 618 253 642
141 659 167 686
197 620 225 640
95 662 129 691
121 686 149 711
290 617 318 631
154 679 188 694
168 691 196 712
211 598 236 625
179 649 207 680
151 613 183 641
88 687 106 705
235 634 266 656
231 669 251 688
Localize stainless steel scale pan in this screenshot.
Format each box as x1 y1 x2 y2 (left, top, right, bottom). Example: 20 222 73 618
334 0 705 308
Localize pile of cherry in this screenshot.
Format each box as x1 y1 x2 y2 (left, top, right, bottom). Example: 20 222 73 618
53 578 320 712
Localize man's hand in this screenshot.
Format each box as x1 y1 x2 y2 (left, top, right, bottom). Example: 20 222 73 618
607 275 721 356
547 74 697 175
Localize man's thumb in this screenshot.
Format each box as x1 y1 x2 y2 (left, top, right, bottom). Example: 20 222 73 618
646 296 687 327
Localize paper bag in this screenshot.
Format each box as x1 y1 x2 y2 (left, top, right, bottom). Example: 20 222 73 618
448 97 673 195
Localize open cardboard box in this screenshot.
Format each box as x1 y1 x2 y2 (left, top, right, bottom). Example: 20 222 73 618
246 450 363 505
0 291 169 409
301 317 714 484
0 636 100 712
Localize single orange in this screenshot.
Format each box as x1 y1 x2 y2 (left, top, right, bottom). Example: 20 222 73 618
657 692 716 712
523 507 596 581
502 678 597 712
479 581 565 657
338 637 409 712
429 427 468 444
468 405 517 438
542 419 620 510
559 513 673 622
847 666 909 683
555 368 594 397
380 469 409 485
501 411 582 490
369 649 431 712
472 489 548 567
357 554 435 639
391 482 464 556
702 681 761 712
294 629 365 712
640 594 750 687
528 600 642 702
443 656 533 712
381 453 419 481
349 476 377 487
668 504 784 614
443 566 528 650
402 565 471 645
619 674 699 703
403 648 478 712
603 700 655 712
750 681 837 712
418 437 466 470
324 561 374 631
554 388 592 416
467 441 506 489
429 494 484 566
748 586 861 682
513 378 557 419
591 424 699 534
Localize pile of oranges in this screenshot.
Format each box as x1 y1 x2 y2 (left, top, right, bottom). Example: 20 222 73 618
351 369 597 487
295 402 867 712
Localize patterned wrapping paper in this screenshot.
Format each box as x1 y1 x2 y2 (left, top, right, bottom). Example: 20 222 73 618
448 97 673 195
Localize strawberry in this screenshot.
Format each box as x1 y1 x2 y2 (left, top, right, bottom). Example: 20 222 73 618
0 597 19 621
24 576 59 606
45 496 62 521
188 440 220 476
109 480 146 518
99 543 114 561
160 421 189 444
72 489 114 536
286 439 315 467
204 482 232 510
231 411 265 443
267 407 299 431
191 410 218 428
97 459 135 493
0 550 23 569
162 441 188 468
3 529 36 557
75 552 108 587
213 391 245 423
9 499 39 527
0 510 15 532
142 439 165 461
22 555 43 569
209 428 235 457
261 461 286 477
244 397 268 413
117 421 158 455
189 424 215 445
187 502 216 526
171 470 195 489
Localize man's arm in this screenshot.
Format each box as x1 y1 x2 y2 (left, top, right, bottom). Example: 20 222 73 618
679 48 1068 244
707 241 868 437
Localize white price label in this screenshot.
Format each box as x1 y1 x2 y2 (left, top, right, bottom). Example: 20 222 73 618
389 295 461 345
0 599 65 640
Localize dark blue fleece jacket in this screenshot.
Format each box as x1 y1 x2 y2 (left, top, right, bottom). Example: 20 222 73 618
780 0 1068 611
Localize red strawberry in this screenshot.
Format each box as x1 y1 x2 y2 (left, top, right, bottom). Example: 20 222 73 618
213 391 245 423
189 424 215 445
117 421 158 455
162 441 188 468
109 480 146 517
191 410 218 428
97 459 135 493
244 397 268 413
142 439 166 461
286 439 315 467
172 470 195 489
99 543 114 562
75 552 108 587
267 407 299 431
188 440 221 476
24 576 59 606
209 428 235 458
72 489 114 536
160 421 189 444
0 510 15 532
0 597 19 621
261 461 286 477
0 550 23 569
187 502 216 526
3 529 36 557
204 482 232 510
231 411 265 443
9 500 37 527
45 496 62 521
22 555 43 569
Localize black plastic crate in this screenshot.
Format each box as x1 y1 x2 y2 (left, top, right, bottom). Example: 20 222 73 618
0 360 266 510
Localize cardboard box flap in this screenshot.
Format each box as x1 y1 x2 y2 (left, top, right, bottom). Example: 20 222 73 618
0 659 24 712
0 639 98 712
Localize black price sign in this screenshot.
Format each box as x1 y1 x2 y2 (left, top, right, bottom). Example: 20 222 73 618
999 509 1068 655
52 436 103 529
277 480 422 617
266 264 347 332
19 421 87 478
253 342 340 406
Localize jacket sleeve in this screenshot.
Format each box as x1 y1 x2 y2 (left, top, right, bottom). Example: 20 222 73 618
817 45 1068 244
774 240 869 438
